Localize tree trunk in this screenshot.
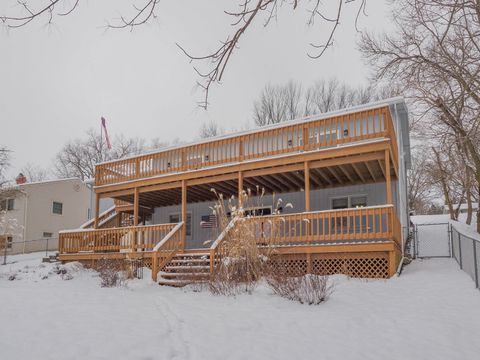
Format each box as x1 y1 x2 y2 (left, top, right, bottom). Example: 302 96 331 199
432 147 456 220
466 188 473 225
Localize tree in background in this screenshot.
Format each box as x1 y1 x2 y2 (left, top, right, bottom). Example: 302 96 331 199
20 163 51 183
54 129 146 180
0 147 11 188
407 146 436 215
253 78 399 126
199 120 224 139
360 0 480 233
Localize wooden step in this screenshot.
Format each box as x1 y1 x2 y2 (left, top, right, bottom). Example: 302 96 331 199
165 265 210 272
170 258 210 264
158 278 193 287
174 253 210 258
159 271 209 279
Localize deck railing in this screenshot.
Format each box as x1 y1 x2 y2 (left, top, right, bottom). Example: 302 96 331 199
245 205 399 246
151 222 184 282
59 223 177 254
96 106 395 186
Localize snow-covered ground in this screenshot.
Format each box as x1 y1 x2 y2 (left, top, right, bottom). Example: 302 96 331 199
1 253 480 360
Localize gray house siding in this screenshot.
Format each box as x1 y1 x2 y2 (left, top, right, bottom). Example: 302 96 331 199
153 181 398 249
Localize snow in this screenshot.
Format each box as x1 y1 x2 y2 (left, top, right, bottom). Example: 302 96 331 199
1 253 480 360
411 214 479 241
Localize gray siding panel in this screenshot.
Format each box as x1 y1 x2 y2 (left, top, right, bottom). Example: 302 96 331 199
153 181 393 249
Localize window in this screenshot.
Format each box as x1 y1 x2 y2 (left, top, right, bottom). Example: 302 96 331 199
351 196 367 208
244 207 272 216
43 232 53 238
52 201 63 215
169 213 192 236
0 198 14 211
331 195 368 209
332 197 348 210
7 236 12 249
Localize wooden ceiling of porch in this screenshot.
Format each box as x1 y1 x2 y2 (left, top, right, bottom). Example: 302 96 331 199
113 154 393 208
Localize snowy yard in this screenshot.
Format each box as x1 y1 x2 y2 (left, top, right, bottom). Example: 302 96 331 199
1 253 480 360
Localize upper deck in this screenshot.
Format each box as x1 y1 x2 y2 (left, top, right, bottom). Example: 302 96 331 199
95 102 400 191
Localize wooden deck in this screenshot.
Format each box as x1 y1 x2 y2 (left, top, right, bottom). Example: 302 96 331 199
59 206 402 280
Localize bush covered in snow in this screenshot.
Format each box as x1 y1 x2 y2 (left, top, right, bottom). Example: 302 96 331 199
94 258 128 288
266 274 334 305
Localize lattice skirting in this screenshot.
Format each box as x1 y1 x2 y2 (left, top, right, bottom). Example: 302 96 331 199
268 252 391 278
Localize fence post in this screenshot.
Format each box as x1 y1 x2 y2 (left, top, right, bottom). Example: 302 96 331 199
413 224 418 259
2 244 7 265
448 224 452 257
473 239 479 289
45 237 49 257
458 232 463 269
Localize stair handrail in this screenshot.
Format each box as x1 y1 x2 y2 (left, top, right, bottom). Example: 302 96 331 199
208 216 239 274
79 205 117 229
151 221 184 282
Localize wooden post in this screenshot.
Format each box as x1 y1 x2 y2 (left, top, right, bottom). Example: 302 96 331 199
135 158 140 178
134 188 139 226
133 187 139 252
94 193 100 229
304 161 310 212
385 149 392 204
304 161 311 239
303 126 309 151
152 254 158 282
239 139 245 161
181 180 187 249
388 250 397 277
238 171 244 209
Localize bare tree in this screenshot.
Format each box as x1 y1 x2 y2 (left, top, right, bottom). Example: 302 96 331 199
199 120 224 139
360 0 480 233
1 0 368 108
407 146 436 214
54 128 146 180
20 163 51 183
0 147 11 188
253 78 394 127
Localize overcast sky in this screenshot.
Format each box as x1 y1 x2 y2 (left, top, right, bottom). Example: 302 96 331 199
0 0 391 179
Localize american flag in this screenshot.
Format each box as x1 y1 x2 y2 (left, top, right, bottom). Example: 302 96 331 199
200 214 217 228
101 116 112 150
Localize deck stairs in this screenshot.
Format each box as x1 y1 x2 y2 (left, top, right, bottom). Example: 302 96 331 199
158 252 211 287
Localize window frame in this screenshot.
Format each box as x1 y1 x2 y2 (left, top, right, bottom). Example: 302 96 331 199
1 198 15 211
330 194 368 210
52 201 63 215
7 198 14 211
168 212 192 237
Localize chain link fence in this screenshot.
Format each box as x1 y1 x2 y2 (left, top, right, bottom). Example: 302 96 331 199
1 238 58 265
451 226 480 289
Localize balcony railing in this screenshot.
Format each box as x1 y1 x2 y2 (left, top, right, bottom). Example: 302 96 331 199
59 223 177 254
96 106 395 186
245 205 400 246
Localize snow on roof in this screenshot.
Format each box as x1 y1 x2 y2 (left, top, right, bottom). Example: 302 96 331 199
410 215 451 225
1 177 82 190
97 96 408 167
443 203 479 210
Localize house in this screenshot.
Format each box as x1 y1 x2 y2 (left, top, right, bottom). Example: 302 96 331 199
59 97 411 284
443 202 479 214
0 177 92 254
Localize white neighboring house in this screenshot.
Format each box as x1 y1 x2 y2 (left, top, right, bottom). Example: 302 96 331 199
0 176 92 254
443 202 479 214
